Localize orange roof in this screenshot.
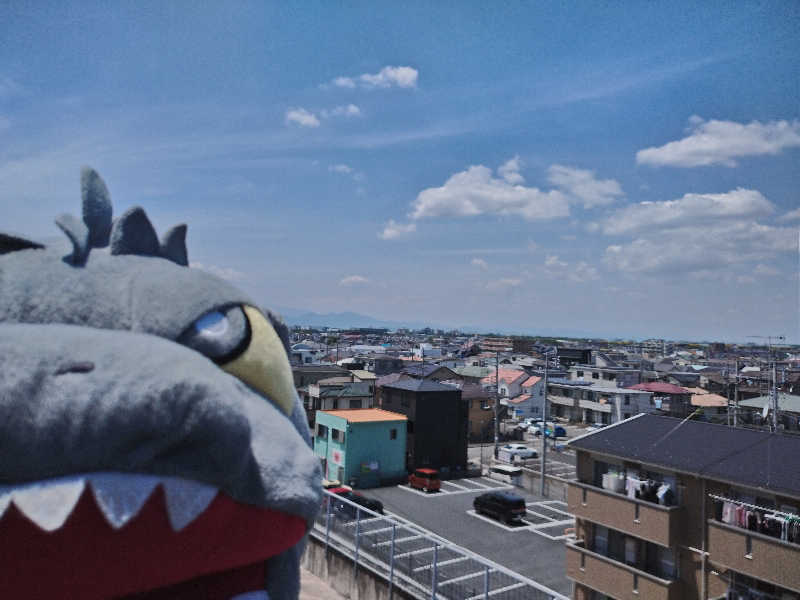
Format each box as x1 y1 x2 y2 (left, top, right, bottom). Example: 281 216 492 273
321 408 408 423
508 394 532 404
691 393 728 408
522 375 542 387
481 368 527 385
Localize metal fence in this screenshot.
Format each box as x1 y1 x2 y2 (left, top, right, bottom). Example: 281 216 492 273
311 490 570 600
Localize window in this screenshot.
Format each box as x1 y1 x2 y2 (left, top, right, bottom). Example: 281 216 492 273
592 372 599 379
332 399 339 409
390 428 397 440
624 395 631 405
577 370 584 377
317 424 328 437
331 429 345 444
350 399 362 409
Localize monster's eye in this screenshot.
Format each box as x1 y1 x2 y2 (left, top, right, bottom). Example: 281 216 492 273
179 306 251 364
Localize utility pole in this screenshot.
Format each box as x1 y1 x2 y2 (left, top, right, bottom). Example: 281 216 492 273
494 350 500 459
540 349 550 497
733 358 738 427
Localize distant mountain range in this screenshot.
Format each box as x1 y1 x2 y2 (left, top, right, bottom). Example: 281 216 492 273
272 306 609 339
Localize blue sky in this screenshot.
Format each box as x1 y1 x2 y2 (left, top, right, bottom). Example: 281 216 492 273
2 2 799 342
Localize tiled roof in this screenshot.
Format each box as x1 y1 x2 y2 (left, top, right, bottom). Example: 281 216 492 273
569 414 800 498
627 382 689 394
739 394 800 414
349 369 377 380
691 393 728 407
508 394 532 404
382 379 460 393
521 375 542 387
480 368 527 386
322 408 407 423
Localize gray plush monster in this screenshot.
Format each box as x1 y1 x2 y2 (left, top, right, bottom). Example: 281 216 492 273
0 168 321 599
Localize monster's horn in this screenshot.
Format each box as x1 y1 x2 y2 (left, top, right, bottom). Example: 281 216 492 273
55 213 90 265
160 224 189 266
81 167 112 248
109 206 160 257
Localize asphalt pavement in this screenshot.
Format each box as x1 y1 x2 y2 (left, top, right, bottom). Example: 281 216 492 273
365 476 574 596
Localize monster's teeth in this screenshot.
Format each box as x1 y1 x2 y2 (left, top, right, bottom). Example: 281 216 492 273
1 477 85 532
162 477 218 531
89 473 161 529
0 473 220 532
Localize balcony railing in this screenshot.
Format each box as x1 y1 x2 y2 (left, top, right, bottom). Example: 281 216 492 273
568 480 684 547
566 539 678 600
708 519 800 593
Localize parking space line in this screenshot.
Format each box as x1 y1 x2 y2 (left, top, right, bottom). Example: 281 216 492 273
466 581 526 599
465 478 491 489
440 568 495 586
479 477 512 487
466 510 530 532
528 518 573 530
441 480 470 491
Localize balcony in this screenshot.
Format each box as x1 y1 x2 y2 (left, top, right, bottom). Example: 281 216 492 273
708 519 800 593
568 480 684 547
566 540 679 600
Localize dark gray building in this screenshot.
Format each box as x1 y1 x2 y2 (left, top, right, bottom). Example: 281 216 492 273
379 379 468 475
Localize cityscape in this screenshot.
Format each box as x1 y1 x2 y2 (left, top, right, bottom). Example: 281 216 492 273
1 3 798 600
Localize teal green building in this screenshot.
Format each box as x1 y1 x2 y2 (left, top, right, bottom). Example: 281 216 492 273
314 408 407 489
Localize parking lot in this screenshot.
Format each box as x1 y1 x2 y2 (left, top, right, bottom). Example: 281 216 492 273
366 476 575 595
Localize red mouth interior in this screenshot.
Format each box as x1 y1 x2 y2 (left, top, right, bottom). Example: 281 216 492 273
0 484 306 599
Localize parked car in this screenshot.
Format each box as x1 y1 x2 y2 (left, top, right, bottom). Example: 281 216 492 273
330 488 384 517
473 491 527 524
547 425 567 438
408 468 440 493
501 443 537 459
588 422 607 430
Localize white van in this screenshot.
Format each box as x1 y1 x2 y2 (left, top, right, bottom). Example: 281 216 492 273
488 464 523 486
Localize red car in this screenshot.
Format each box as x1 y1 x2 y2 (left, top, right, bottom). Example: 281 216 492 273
408 468 440 493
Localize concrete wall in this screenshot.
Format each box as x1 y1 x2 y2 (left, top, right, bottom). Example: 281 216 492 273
302 534 418 600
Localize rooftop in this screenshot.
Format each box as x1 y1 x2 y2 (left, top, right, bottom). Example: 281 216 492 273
739 393 800 414
627 382 690 394
382 379 461 393
321 408 407 423
569 413 800 498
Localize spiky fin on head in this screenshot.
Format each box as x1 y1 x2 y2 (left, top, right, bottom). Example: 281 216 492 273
52 168 189 267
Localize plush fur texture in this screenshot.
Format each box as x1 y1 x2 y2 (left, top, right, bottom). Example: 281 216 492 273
0 169 321 599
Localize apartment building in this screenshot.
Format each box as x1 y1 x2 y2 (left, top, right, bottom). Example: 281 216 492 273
548 380 654 425
566 414 800 600
569 365 642 389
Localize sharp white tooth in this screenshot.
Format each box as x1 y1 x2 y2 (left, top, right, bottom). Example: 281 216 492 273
11 476 86 532
162 477 218 531
88 473 160 529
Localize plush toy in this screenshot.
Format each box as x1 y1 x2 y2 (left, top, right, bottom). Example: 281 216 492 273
0 168 322 599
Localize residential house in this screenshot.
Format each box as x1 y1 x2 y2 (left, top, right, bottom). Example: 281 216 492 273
379 379 468 475
480 368 528 399
401 363 457 381
569 365 642 389
627 382 692 418
739 393 800 432
313 408 407 488
567 414 800 600
505 374 545 419
547 380 654 425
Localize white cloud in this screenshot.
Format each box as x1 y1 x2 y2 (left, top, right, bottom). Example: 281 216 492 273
331 66 418 89
471 257 489 270
379 219 416 240
486 278 522 290
602 188 774 235
339 275 369 286
411 164 569 221
545 254 568 268
498 156 525 184
320 104 361 118
285 107 320 128
636 117 800 168
603 221 796 275
191 263 245 281
754 263 780 276
547 164 624 208
779 207 800 222
329 164 353 174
